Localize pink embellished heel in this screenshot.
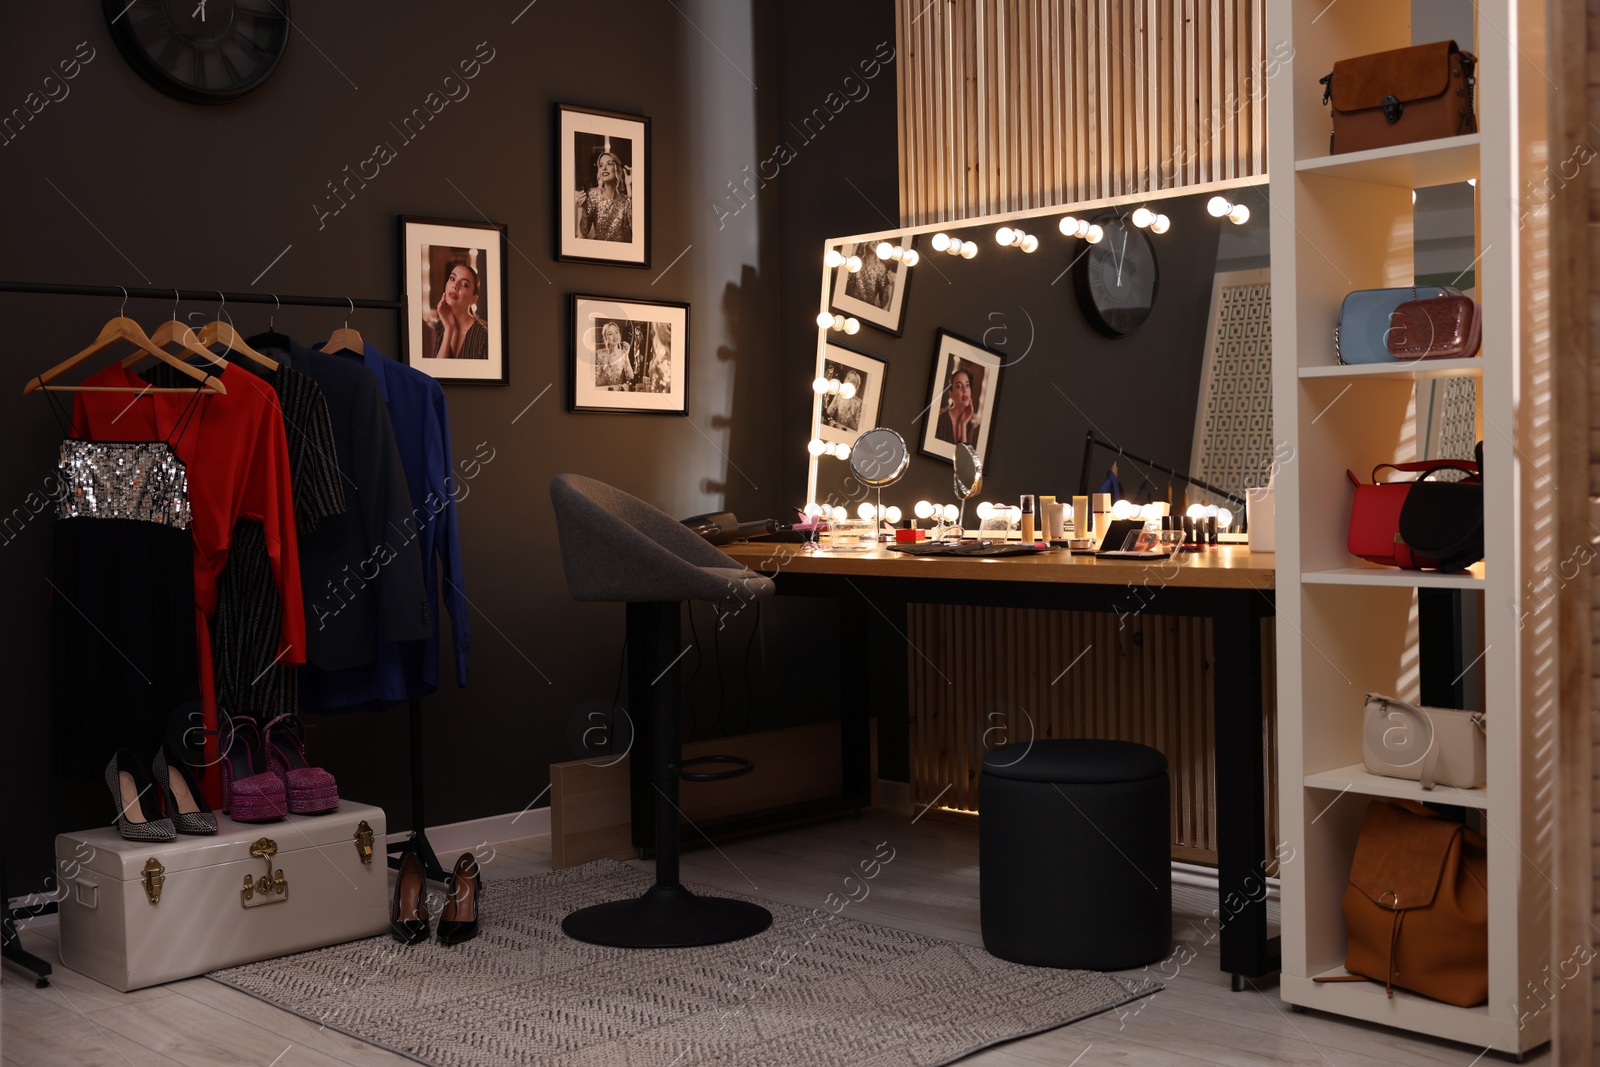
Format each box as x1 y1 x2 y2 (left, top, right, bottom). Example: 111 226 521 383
263 714 339 815
220 712 287 823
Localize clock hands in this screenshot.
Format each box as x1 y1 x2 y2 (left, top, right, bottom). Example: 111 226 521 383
192 0 207 20
1114 229 1129 287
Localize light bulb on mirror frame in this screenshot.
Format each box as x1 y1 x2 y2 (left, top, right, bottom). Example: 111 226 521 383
807 438 827 457
838 381 857 400
884 505 902 524
815 311 833 329
832 314 847 331
902 249 920 267
1207 195 1231 218
943 504 959 522
1131 206 1154 228
1111 499 1137 521
835 443 850 460
931 232 951 252
831 506 848 523
1074 219 1091 238
876 241 894 260
1086 224 1104 244
843 317 861 334
1186 503 1207 520
976 502 995 521
803 502 822 519
1149 214 1170 235
811 376 829 394
995 227 1015 246
846 255 863 273
1059 215 1078 236
1228 204 1250 225
857 502 876 521
960 241 978 259
1217 508 1234 529
914 500 934 520
1007 506 1022 524
1020 233 1039 253
823 249 844 268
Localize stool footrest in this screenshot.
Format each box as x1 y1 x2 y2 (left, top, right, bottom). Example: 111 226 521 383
672 754 755 782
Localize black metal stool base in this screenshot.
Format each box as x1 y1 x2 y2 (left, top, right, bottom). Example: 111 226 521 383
561 883 772 948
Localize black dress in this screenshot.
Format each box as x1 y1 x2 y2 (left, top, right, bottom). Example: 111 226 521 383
52 438 200 781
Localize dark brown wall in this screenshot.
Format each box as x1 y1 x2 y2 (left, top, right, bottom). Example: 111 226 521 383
0 1 898 894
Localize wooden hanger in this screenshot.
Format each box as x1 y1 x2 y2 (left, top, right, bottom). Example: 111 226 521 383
121 293 229 371
321 297 364 356
24 306 226 396
196 294 278 370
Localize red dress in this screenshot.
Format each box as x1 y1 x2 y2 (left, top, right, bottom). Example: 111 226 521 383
74 362 303 806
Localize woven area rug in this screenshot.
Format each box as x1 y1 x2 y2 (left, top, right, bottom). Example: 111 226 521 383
210 860 1159 1067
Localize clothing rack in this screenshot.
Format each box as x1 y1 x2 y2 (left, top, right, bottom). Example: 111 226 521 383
2 279 450 898
1076 431 1249 509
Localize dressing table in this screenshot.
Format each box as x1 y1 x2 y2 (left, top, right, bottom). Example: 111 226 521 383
721 540 1278 989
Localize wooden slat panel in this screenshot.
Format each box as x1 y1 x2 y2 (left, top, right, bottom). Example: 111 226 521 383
906 604 1276 865
897 0 1271 224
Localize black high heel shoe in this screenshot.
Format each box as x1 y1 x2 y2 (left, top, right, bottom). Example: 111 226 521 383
152 744 217 835
104 750 175 842
436 853 483 946
390 850 430 944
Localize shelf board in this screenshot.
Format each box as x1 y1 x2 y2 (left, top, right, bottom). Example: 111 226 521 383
1280 972 1528 1052
1294 134 1480 188
1304 764 1490 810
1301 565 1485 590
1299 358 1483 381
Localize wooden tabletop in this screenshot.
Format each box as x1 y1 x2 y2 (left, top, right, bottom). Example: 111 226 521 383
721 541 1275 590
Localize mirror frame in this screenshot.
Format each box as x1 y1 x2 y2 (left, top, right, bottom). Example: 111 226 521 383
804 173 1271 510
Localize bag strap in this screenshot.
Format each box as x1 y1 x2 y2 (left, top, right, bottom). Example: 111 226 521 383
1370 460 1478 482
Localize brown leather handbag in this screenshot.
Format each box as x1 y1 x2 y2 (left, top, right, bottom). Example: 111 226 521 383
1315 799 1488 1006
1320 40 1477 154
1385 292 1481 360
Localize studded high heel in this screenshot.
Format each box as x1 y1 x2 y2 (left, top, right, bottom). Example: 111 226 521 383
152 744 217 835
104 750 175 842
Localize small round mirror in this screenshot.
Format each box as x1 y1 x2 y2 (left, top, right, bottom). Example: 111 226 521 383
849 427 910 489
953 444 983 499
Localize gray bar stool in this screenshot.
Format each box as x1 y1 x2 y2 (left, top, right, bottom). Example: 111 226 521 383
548 474 773 948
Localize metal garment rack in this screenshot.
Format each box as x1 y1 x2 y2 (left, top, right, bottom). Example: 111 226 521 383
1076 431 1249 510
2 281 449 931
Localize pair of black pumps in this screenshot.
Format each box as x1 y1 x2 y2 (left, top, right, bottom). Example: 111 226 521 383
390 851 483 946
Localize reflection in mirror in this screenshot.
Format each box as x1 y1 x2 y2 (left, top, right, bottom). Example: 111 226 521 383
949 444 983 541
849 427 910 489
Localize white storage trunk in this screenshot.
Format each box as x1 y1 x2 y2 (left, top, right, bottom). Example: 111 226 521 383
57 801 388 991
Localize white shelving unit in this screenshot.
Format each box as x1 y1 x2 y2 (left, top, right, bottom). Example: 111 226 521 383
1267 0 1548 1056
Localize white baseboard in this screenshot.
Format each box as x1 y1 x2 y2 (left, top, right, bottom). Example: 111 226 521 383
395 806 551 856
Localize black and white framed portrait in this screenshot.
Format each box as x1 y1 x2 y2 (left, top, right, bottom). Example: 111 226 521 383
920 330 1003 463
830 233 913 335
399 215 509 385
557 104 650 268
569 294 688 414
813 344 886 449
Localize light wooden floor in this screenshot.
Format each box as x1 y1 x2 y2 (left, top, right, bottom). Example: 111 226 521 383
1 809 1548 1066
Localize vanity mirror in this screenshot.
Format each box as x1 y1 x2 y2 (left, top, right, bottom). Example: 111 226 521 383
948 443 983 542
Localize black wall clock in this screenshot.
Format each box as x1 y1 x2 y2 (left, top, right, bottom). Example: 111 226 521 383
103 0 290 105
1074 213 1159 338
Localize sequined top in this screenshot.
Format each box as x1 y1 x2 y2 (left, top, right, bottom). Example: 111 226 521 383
56 440 191 528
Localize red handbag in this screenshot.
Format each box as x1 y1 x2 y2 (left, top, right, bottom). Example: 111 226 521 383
1346 460 1479 569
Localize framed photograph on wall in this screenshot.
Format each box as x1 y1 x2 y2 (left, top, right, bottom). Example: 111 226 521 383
569 294 688 414
920 329 1003 463
399 215 509 385
814 344 887 449
557 104 650 268
830 233 913 335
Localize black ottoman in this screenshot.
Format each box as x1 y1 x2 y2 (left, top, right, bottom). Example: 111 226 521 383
979 739 1172 970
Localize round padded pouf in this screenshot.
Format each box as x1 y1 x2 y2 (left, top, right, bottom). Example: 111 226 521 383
979 739 1172 970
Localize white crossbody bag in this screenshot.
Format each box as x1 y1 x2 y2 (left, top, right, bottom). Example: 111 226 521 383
1361 693 1486 790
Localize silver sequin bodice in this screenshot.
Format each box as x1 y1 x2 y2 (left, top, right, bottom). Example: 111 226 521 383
56 440 191 528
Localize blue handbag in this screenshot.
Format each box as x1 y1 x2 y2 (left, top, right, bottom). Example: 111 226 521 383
1336 286 1460 364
